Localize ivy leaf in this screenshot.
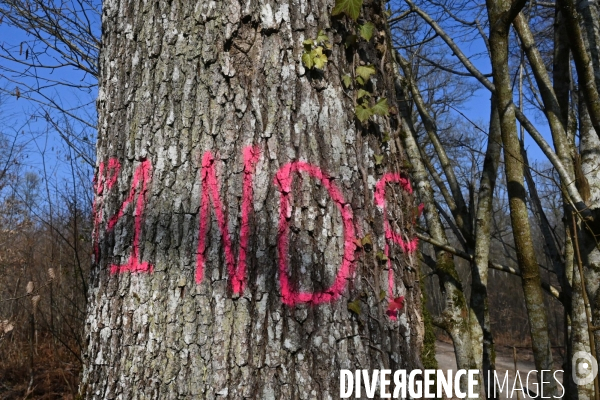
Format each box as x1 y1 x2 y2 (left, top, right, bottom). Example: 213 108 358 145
316 29 329 44
311 47 328 69
379 289 387 301
303 39 314 50
357 89 370 99
356 76 365 85
359 22 375 41
355 104 372 122
361 234 373 252
356 65 376 83
302 51 314 69
348 298 362 315
342 74 353 88
372 97 389 116
332 0 363 21
376 250 388 261
382 131 390 143
374 154 384 166
361 234 372 247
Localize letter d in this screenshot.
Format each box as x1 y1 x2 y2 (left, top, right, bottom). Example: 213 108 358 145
341 370 353 398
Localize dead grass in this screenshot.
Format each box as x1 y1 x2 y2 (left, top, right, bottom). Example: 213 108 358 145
0 333 80 400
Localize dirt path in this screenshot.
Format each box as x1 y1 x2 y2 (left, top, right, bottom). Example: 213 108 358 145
435 341 564 399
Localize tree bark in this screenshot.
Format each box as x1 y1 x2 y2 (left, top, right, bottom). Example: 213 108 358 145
469 95 502 398
579 89 600 369
575 0 600 394
558 0 600 140
80 0 423 398
486 0 557 395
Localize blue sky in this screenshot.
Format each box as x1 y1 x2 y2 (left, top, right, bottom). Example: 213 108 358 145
0 0 556 207
0 8 99 211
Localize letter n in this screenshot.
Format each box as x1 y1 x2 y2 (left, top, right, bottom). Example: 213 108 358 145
196 146 260 293
96 158 154 274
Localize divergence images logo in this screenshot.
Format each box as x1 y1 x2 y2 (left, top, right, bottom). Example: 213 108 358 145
572 351 598 386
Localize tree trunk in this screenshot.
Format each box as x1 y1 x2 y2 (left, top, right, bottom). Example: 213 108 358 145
578 90 600 396
469 95 502 398
577 0 600 362
80 0 423 398
486 0 557 396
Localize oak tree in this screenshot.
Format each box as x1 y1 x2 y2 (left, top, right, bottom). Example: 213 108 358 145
80 0 424 397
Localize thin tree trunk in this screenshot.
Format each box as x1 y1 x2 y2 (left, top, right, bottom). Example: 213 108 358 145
576 0 600 89
553 8 572 132
469 95 502 399
486 0 557 395
558 0 600 139
575 0 600 393
579 89 600 366
80 0 423 398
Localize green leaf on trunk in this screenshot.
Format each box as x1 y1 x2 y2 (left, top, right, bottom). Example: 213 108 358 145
361 234 372 247
357 89 370 99
302 47 328 70
302 52 314 69
379 289 387 301
372 97 389 116
311 47 328 69
382 131 390 143
376 250 388 261
355 104 372 122
348 298 362 315
316 30 329 44
359 22 375 41
332 0 363 21
342 74 353 88
356 65 376 83
374 154 384 166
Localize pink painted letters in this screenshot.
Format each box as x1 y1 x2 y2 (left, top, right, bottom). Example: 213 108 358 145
196 146 261 293
93 158 153 274
374 173 418 254
93 158 120 261
93 147 418 310
374 173 418 311
274 162 356 305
